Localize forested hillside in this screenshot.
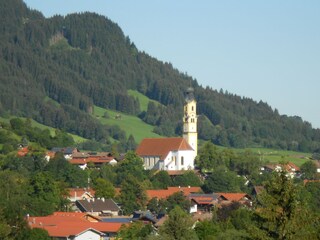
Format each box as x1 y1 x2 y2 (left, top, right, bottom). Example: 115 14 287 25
1 0 320 152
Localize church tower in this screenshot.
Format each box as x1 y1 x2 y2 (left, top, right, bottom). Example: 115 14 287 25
183 87 198 156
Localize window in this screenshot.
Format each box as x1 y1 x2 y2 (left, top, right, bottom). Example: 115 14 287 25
192 106 194 111
175 156 177 166
181 156 184 165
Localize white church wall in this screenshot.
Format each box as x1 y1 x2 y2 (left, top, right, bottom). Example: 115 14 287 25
164 150 195 170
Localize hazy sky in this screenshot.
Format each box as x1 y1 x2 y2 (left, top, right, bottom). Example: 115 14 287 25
24 0 320 129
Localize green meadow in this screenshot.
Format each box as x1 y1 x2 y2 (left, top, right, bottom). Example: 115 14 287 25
93 105 161 143
128 89 161 112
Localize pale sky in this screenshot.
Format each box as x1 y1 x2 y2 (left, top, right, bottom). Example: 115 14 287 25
24 0 320 129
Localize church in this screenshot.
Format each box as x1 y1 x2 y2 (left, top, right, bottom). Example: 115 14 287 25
136 88 197 171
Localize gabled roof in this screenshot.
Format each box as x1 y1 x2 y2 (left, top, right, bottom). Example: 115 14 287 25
41 225 104 238
32 222 122 237
132 211 157 224
253 186 264 195
146 187 201 200
29 213 124 237
28 212 100 226
264 162 300 173
76 199 120 213
69 158 114 165
68 188 95 199
136 137 194 160
217 193 250 202
188 193 219 205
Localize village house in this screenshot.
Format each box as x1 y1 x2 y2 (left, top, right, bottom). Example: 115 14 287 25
146 186 202 200
76 198 120 217
69 152 117 169
68 188 95 203
51 147 80 160
261 162 300 178
17 146 29 157
217 192 252 207
188 193 220 213
28 212 124 240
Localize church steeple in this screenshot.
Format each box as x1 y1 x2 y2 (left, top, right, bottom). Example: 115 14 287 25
183 87 198 156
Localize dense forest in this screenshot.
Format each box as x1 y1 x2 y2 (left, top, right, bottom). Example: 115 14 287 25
1 0 320 152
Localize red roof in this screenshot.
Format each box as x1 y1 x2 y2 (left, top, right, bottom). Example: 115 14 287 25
167 170 186 176
264 162 300 173
191 196 216 205
217 193 250 202
17 147 29 157
29 212 124 237
46 151 56 158
136 137 194 160
40 225 103 237
69 158 113 165
146 187 201 200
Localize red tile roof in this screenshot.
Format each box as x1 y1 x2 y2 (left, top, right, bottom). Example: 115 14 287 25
146 187 201 200
167 170 186 176
136 137 194 160
46 151 56 158
39 225 103 238
69 158 113 165
191 197 216 205
264 162 300 173
29 212 124 237
17 147 29 157
217 193 250 202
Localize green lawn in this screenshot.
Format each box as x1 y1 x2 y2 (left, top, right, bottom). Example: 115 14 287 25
127 89 161 112
199 141 311 167
247 148 310 167
93 105 161 143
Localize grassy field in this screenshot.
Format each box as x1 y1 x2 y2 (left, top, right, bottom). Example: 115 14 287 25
215 144 311 167
93 105 161 143
245 148 311 167
127 89 161 112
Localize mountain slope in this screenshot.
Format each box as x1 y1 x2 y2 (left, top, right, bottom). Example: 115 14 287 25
0 0 319 152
